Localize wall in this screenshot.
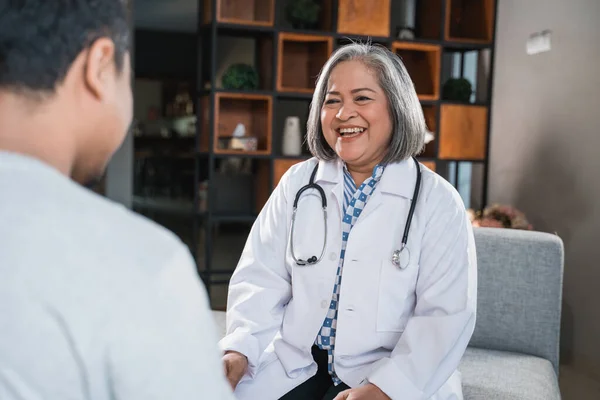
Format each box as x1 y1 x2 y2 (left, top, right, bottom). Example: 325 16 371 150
488 0 600 375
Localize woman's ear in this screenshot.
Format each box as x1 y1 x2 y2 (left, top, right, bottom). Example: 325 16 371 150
83 38 116 100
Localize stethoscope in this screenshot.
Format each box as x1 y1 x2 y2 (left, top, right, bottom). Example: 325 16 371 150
289 156 422 270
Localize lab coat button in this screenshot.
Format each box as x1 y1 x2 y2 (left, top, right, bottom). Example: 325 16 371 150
329 252 337 261
321 300 328 308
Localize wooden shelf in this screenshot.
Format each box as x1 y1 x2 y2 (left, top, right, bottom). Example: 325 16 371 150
445 0 495 43
392 42 441 101
208 92 273 155
439 104 488 160
421 105 437 158
337 0 390 37
277 33 333 93
204 0 275 27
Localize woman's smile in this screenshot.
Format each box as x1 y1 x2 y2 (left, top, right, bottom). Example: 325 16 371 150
337 126 367 140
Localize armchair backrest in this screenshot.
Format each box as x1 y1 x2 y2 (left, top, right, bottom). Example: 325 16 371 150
470 227 564 374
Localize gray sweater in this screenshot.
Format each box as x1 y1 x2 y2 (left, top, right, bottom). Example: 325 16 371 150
0 151 234 400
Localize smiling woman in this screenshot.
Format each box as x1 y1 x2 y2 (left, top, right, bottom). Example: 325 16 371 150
307 43 426 186
219 42 477 400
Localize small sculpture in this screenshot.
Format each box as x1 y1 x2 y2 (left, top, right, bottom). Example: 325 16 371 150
232 123 246 137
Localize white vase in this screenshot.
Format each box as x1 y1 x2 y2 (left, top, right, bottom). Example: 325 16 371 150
282 116 302 156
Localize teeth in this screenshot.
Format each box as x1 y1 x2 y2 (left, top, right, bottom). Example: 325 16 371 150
339 127 365 134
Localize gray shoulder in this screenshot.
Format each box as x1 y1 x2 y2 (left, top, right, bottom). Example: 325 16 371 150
70 186 190 271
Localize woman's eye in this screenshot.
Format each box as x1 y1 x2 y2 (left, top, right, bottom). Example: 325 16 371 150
356 96 371 102
324 99 339 105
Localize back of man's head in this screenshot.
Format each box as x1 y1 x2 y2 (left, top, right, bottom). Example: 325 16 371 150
0 0 133 186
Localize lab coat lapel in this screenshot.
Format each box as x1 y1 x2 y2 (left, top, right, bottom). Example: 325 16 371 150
351 159 418 223
314 159 344 219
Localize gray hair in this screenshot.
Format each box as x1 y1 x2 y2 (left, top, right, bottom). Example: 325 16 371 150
306 42 426 164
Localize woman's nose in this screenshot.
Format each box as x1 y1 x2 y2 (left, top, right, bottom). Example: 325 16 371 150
336 104 357 120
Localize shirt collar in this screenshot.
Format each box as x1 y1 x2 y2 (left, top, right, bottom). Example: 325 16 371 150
315 157 419 200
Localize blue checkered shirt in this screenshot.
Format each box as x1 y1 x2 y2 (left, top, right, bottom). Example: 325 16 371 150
315 163 385 384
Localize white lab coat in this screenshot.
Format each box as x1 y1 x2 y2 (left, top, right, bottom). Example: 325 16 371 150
219 157 477 400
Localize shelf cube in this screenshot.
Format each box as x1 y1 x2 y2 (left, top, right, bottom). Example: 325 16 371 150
439 104 488 160
212 93 272 155
277 33 333 93
337 0 390 37
445 0 495 43
392 42 441 101
204 0 275 26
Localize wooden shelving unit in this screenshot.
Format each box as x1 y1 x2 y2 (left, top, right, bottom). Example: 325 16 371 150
132 0 499 297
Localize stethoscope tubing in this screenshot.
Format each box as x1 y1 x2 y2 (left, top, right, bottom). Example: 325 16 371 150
290 157 421 267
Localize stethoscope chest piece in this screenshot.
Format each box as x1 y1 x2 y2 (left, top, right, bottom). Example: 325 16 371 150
392 246 410 270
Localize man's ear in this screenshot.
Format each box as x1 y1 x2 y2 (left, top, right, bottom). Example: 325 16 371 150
84 38 116 101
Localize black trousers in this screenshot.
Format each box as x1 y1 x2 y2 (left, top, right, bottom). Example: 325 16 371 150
279 346 350 400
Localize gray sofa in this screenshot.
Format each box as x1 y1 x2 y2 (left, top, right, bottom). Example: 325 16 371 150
212 227 564 399
459 227 563 399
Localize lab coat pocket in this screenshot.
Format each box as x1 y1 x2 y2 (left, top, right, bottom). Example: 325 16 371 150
376 259 419 332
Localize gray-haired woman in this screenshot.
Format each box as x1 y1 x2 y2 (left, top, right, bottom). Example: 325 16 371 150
219 42 477 400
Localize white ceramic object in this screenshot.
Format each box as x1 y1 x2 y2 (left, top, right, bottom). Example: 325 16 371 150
232 123 246 137
282 116 302 156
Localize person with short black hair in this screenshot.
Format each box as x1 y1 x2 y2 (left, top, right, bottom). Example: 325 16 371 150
0 1 234 399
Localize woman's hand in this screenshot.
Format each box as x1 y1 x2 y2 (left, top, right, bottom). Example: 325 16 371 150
334 383 391 400
222 350 248 390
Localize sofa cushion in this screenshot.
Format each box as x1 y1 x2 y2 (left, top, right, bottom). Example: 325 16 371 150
459 347 560 400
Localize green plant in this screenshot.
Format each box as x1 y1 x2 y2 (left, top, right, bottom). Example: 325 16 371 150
442 78 473 102
286 0 320 29
221 64 259 90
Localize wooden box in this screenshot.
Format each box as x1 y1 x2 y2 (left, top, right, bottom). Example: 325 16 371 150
392 42 441 101
204 0 275 26
415 0 444 40
337 0 391 37
212 93 272 155
439 104 488 160
277 33 333 93
445 0 495 43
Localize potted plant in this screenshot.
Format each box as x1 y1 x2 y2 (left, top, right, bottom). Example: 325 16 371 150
285 0 321 30
442 77 473 102
221 63 259 90
468 204 533 230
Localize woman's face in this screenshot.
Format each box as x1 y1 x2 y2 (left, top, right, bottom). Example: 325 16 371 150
320 60 393 169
